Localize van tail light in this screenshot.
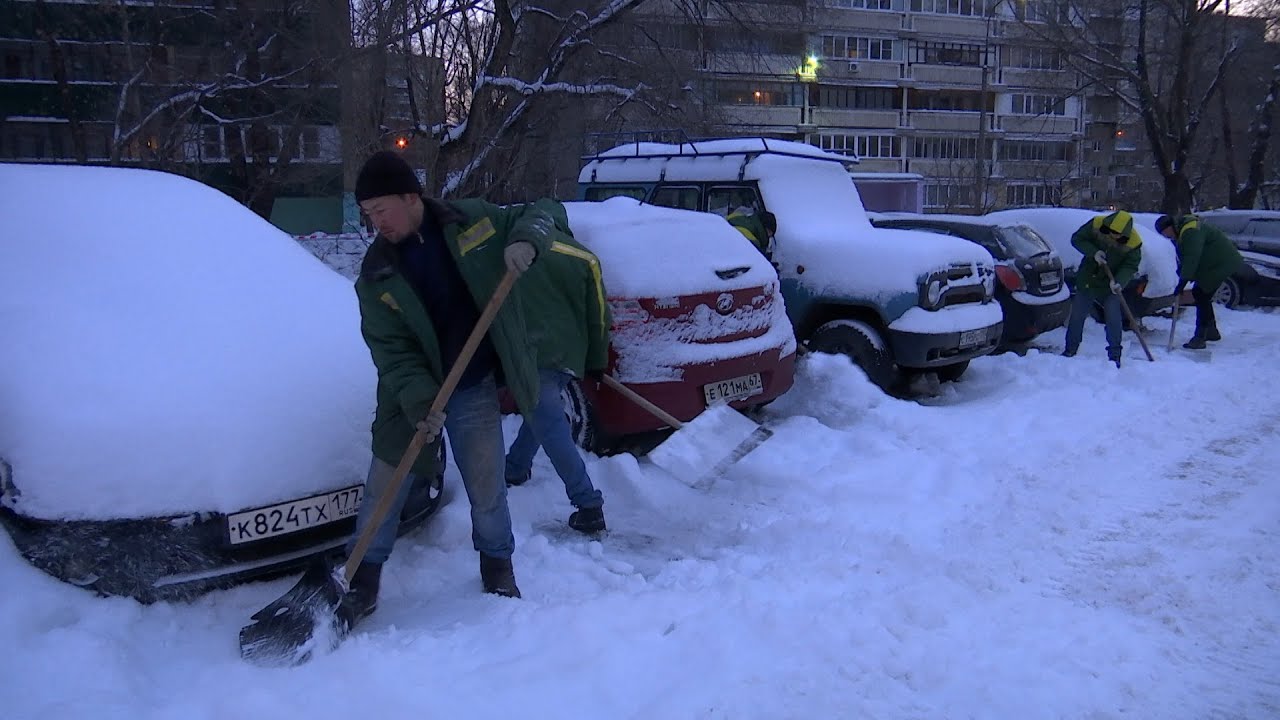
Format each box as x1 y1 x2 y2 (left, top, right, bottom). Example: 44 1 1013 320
995 265 1025 292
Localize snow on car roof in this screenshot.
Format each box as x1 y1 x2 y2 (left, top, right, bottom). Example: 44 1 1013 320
0 164 374 520
986 208 1178 297
562 197 776 298
591 138 852 164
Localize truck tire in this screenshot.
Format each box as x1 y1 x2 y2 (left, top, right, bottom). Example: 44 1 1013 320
937 360 969 383
808 319 899 392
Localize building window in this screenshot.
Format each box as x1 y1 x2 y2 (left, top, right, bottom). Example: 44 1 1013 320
911 41 986 66
999 140 1072 161
825 0 893 10
909 89 984 111
1006 183 1061 206
910 136 979 159
910 0 984 17
820 35 897 61
1004 46 1062 71
813 85 899 110
812 133 901 158
302 127 320 159
716 80 805 106
1009 93 1066 115
202 126 223 159
924 183 974 208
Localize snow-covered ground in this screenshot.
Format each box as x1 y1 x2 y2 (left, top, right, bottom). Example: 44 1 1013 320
5 306 1278 719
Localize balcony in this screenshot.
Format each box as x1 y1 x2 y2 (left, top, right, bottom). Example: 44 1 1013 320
721 105 805 128
821 59 902 82
997 115 1079 135
810 108 901 128
905 64 985 87
904 110 987 132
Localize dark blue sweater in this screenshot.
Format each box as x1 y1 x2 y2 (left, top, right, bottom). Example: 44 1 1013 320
398 207 497 390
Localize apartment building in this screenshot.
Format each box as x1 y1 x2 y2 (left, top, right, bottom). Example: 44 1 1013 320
0 0 348 203
679 0 1086 213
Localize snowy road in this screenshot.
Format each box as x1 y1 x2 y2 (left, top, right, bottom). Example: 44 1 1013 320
3 309 1278 720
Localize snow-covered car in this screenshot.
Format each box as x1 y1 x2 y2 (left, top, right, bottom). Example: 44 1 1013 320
579 139 1002 395
0 164 446 602
985 208 1179 319
1195 210 1280 259
502 198 797 454
871 215 1071 346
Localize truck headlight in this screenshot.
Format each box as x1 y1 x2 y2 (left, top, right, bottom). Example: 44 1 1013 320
926 279 943 308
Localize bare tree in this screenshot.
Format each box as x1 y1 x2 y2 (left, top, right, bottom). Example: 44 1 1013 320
1019 0 1240 215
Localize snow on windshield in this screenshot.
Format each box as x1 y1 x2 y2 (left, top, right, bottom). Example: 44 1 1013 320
986 208 1178 297
0 164 374 520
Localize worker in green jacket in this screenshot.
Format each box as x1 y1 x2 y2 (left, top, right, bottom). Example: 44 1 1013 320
341 150 554 624
503 203 613 534
1155 214 1244 349
1062 210 1143 368
726 206 775 257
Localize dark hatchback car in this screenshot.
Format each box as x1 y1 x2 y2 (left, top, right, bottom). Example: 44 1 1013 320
872 215 1071 346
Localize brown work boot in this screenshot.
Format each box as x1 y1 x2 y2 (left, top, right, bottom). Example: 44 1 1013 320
479 553 521 598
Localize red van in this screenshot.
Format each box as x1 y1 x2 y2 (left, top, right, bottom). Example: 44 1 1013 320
531 197 797 454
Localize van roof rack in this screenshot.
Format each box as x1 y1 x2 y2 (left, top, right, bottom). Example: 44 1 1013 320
581 130 852 166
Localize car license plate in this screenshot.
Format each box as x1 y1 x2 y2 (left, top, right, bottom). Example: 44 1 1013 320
703 372 763 405
1040 271 1059 287
226 484 364 545
959 328 986 348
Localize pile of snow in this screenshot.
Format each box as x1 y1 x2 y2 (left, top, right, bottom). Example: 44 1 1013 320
3 304 1279 718
986 208 1178 297
0 164 374 520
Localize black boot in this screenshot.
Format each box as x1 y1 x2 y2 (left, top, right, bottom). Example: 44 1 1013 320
1205 326 1222 342
339 561 382 628
479 554 521 598
505 469 531 487
1061 348 1077 358
568 506 606 535
1184 333 1208 350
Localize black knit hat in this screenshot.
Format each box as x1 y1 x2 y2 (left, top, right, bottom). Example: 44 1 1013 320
1154 214 1175 235
354 150 422 203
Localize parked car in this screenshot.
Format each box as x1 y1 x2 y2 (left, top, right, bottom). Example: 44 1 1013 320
871 215 1071 347
1195 210 1280 259
985 207 1179 320
1132 213 1280 310
0 163 446 603
579 138 1002 395
503 198 797 455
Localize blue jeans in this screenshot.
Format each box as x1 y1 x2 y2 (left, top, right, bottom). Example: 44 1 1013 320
1064 288 1123 359
347 375 514 563
504 369 604 510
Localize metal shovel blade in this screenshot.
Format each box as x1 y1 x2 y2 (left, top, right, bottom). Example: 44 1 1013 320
239 559 349 667
646 402 773 487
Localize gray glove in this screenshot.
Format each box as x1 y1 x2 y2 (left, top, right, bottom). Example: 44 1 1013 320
1109 280 1122 294
1093 250 1106 264
416 409 446 442
504 242 536 274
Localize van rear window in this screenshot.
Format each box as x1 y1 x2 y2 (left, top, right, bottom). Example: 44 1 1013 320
585 186 646 202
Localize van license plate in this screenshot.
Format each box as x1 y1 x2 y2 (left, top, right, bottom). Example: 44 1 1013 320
703 373 763 405
958 329 986 348
1040 271 1058 286
226 484 364 545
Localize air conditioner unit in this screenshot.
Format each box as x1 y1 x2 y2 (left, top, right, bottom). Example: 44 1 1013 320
847 61 860 73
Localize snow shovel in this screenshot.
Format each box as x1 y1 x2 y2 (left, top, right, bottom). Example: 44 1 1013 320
238 269 520 667
599 373 771 488
1099 263 1154 362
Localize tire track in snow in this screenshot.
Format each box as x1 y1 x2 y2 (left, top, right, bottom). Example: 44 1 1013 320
1046 411 1280 719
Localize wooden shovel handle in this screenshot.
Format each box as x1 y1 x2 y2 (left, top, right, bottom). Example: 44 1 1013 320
1099 262 1155 362
344 269 520 581
600 373 684 430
